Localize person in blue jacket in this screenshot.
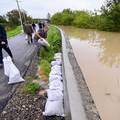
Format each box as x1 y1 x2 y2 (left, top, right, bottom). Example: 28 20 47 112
0 24 13 68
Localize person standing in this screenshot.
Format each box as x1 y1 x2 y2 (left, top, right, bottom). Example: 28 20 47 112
0 24 13 68
34 25 49 49
23 23 33 44
32 23 36 32
38 22 43 30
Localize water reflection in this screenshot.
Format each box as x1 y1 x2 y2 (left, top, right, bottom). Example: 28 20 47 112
61 26 120 68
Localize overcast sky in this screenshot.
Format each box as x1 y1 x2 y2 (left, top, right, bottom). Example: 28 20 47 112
0 0 105 18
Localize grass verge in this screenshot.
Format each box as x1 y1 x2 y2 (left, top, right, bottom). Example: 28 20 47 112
21 81 40 95
7 26 22 38
38 26 61 80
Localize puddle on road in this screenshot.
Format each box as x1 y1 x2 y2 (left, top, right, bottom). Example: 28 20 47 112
61 26 120 120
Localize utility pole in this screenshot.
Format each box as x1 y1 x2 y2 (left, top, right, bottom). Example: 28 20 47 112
22 9 27 24
16 0 24 32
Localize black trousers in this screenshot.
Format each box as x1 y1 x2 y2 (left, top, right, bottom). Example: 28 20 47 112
0 44 13 64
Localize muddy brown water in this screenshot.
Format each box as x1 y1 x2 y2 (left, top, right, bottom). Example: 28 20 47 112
61 26 120 120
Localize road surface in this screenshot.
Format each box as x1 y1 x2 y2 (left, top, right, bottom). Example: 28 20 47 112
0 34 37 112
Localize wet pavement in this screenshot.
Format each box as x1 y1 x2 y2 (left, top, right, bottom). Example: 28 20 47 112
0 34 37 112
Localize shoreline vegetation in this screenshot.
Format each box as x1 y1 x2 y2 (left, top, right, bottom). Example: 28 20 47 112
51 0 120 32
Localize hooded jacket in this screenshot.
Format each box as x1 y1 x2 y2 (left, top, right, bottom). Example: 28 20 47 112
0 24 7 45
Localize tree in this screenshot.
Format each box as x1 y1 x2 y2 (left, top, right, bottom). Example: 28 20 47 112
100 0 120 31
6 9 28 27
26 16 33 23
51 9 74 25
72 11 91 28
0 15 7 24
51 12 63 25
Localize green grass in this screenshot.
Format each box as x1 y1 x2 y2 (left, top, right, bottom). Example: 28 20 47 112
40 47 54 63
21 80 40 95
40 60 51 77
47 26 62 53
7 26 22 38
38 26 62 80
39 26 61 77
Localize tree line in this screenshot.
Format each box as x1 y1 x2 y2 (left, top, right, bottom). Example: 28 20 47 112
51 0 120 32
0 9 34 30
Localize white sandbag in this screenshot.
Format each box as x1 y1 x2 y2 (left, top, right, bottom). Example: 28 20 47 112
3 56 12 76
49 80 63 91
54 53 62 60
47 89 63 101
43 99 64 116
54 55 61 60
54 53 62 57
38 38 50 47
51 67 61 73
51 61 62 66
49 69 62 76
51 65 62 71
8 61 25 84
55 58 62 62
49 75 62 82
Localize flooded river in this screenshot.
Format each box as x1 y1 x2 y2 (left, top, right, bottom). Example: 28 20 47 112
61 26 120 120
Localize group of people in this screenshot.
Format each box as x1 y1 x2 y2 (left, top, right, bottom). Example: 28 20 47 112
0 21 49 68
23 22 49 45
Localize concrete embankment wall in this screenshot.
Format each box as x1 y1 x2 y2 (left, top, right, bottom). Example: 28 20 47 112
58 28 88 120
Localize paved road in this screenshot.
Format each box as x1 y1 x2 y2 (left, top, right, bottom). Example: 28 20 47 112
0 34 37 112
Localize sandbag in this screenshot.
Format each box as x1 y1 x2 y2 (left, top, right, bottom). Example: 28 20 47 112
51 65 62 71
43 99 64 116
49 75 62 82
49 69 62 76
54 53 62 56
3 56 11 76
51 61 62 66
54 53 62 60
55 58 62 62
47 89 63 101
49 80 63 91
8 59 25 84
38 38 50 47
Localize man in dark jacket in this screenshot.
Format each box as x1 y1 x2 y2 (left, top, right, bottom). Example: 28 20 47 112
0 24 13 68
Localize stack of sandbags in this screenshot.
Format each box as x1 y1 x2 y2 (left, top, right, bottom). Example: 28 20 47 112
43 52 64 117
